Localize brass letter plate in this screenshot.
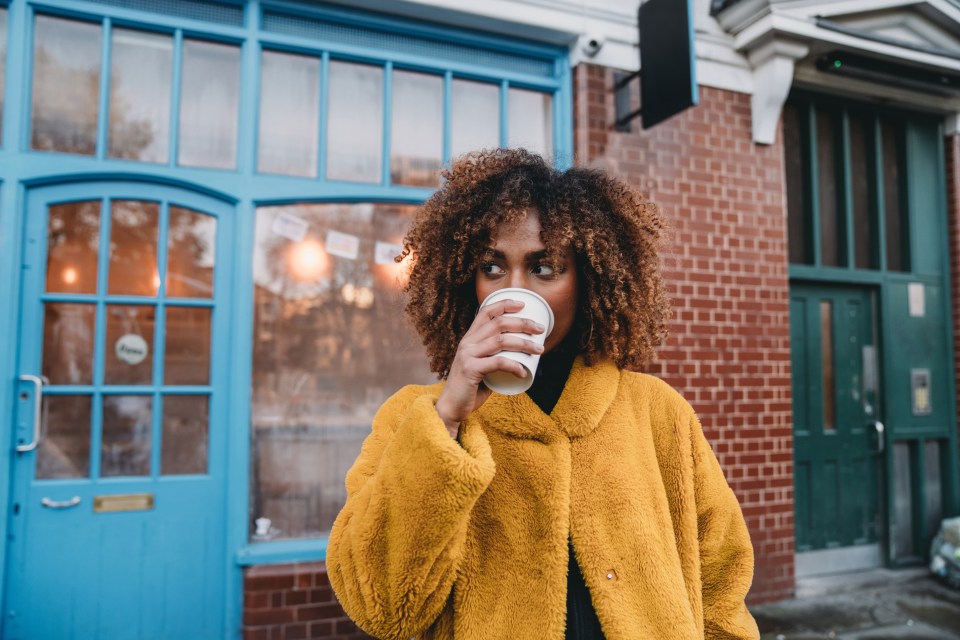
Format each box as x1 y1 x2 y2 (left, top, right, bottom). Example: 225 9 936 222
94 493 154 513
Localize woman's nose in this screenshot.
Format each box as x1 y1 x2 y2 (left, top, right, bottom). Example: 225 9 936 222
506 269 528 289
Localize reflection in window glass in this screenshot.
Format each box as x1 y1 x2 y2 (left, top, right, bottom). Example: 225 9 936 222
167 207 216 298
178 39 240 169
37 395 92 479
43 304 96 385
0 9 8 141
391 70 442 186
820 300 835 431
104 305 155 386
849 113 877 270
31 15 101 155
783 104 810 265
101 395 152 477
46 201 100 294
109 28 173 163
259 50 320 177
451 79 499 160
508 88 552 159
162 395 208 475
250 203 433 539
882 119 908 272
817 108 841 267
327 61 382 182
108 200 159 296
165 306 211 385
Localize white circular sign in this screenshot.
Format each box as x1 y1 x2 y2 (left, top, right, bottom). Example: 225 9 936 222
115 334 149 366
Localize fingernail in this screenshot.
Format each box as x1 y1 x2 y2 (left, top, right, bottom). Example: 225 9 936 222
533 322 545 331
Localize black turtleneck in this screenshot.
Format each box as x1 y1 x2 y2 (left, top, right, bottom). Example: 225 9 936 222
524 337 606 640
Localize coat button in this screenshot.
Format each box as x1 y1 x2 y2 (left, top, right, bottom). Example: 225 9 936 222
606 569 618 581
606 573 613 580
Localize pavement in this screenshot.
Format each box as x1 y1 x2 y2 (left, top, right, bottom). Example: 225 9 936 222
752 568 960 639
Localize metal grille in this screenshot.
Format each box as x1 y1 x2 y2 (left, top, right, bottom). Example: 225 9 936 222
262 11 555 78
89 0 244 26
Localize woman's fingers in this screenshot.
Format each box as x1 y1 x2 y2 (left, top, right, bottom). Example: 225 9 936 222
466 300 546 342
464 334 544 359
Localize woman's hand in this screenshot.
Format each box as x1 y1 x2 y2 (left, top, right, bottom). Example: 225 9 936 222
435 299 546 438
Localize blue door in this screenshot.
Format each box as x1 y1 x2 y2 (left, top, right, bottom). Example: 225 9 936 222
5 182 233 639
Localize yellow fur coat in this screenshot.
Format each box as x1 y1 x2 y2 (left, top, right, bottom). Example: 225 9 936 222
327 358 760 639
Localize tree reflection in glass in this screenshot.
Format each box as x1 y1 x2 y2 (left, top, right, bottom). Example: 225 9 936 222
390 70 442 187
101 395 152 477
46 201 100 294
31 15 100 155
108 200 159 296
166 207 216 298
108 28 172 163
508 87 553 159
250 203 432 539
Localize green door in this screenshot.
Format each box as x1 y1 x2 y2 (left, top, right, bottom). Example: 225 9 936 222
791 285 882 574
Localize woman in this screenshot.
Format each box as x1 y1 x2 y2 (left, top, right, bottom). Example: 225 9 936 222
327 149 759 640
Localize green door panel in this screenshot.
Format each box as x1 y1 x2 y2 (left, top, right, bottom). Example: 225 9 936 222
791 285 880 551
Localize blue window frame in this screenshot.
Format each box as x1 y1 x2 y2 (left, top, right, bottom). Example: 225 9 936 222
0 0 571 635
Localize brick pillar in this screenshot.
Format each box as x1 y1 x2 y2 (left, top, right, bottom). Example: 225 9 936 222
243 563 373 640
573 64 795 603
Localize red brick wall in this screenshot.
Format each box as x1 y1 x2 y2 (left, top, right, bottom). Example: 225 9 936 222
573 64 795 603
243 563 372 640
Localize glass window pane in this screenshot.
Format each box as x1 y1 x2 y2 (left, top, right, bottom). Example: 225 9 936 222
390 70 441 187
109 28 172 163
167 206 216 298
816 108 841 267
46 201 100 294
327 61 382 183
893 441 915 559
104 305 155 386
849 113 877 270
162 395 208 475
178 39 240 169
108 200 159 296
258 50 320 177
820 300 835 431
924 440 943 543
508 88 552 159
0 8 8 142
31 15 101 155
451 79 499 160
43 303 96 385
164 306 210 385
251 203 433 539
101 395 152 477
783 104 811 265
37 395 92 479
882 119 909 272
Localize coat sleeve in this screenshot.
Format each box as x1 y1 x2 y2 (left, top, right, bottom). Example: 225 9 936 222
326 386 496 640
690 414 761 640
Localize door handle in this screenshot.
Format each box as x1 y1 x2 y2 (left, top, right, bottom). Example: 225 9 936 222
40 496 81 509
16 375 43 452
869 420 885 454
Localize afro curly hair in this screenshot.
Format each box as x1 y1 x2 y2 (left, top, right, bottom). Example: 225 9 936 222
400 148 670 377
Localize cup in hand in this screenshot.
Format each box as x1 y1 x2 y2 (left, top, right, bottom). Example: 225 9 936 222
478 288 555 395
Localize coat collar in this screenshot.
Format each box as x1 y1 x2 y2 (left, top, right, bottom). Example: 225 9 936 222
477 357 621 442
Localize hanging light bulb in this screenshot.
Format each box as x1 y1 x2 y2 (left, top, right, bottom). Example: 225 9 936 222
62 267 78 285
289 239 329 281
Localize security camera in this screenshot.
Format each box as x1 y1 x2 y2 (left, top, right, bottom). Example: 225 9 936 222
582 34 605 57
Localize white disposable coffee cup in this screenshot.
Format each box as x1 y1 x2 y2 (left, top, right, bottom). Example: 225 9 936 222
477 288 555 395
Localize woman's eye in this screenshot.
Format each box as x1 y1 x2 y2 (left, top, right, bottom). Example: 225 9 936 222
532 264 555 276
481 263 505 275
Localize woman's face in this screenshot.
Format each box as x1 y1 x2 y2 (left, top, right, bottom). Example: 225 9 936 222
475 209 578 353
